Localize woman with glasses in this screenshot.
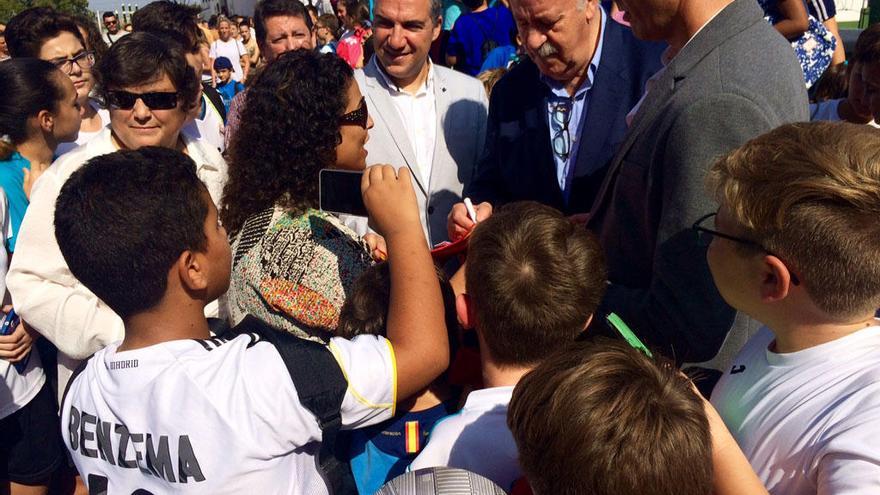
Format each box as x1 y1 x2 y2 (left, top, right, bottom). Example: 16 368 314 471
6 31 228 408
221 49 379 340
5 7 110 155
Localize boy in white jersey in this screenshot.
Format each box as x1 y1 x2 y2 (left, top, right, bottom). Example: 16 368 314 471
704 122 880 494
55 147 449 494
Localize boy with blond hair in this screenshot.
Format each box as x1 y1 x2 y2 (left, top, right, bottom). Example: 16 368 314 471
410 201 608 490
706 121 880 494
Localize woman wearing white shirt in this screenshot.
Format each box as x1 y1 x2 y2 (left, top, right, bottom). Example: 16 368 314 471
5 8 111 156
7 31 228 405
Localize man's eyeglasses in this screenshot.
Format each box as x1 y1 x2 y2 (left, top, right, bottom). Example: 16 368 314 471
51 51 95 75
551 99 572 160
106 90 180 110
339 97 369 129
692 212 800 285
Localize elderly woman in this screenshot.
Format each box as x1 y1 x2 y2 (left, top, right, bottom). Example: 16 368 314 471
222 49 378 340
6 31 228 404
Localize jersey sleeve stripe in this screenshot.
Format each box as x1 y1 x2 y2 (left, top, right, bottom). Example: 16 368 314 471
327 340 395 412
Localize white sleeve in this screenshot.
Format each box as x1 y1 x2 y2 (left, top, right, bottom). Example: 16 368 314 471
241 335 396 454
6 166 124 359
237 40 247 58
328 335 396 429
0 189 8 298
209 41 217 59
817 387 880 494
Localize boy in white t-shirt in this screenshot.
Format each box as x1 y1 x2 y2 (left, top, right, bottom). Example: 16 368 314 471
705 122 880 494
55 148 449 494
410 201 608 491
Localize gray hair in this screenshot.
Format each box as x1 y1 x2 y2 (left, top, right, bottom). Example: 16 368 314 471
431 0 443 23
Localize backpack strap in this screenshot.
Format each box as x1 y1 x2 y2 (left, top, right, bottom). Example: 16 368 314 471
231 316 357 494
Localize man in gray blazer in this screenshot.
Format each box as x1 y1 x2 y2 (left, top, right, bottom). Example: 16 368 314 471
586 0 809 368
345 0 489 246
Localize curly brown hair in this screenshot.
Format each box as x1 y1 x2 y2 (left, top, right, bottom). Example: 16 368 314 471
221 50 353 235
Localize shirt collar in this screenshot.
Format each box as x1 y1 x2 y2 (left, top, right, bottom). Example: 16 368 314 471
663 6 725 64
376 57 434 96
540 4 606 99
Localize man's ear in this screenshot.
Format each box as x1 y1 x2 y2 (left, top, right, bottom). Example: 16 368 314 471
456 293 477 329
759 254 794 303
431 17 442 42
177 250 208 292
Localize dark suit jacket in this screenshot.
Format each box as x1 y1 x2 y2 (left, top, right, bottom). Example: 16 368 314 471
465 17 665 215
587 0 810 364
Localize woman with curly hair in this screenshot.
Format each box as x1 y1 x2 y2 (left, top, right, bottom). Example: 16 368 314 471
222 49 378 340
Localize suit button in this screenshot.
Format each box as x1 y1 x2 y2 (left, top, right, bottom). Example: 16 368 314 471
428 206 435 215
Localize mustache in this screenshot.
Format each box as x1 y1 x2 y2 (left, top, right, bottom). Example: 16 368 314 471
537 42 558 58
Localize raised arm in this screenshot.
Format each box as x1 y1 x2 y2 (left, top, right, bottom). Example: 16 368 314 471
362 165 449 400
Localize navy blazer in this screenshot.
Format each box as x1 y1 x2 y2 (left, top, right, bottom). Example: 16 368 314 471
466 18 665 215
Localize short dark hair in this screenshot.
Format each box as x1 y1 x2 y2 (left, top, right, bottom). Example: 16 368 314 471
254 0 313 47
55 147 209 319
465 201 607 366
221 50 352 234
852 22 880 64
70 14 109 64
102 11 117 20
337 262 459 341
316 13 340 38
132 0 204 53
0 58 65 160
6 7 87 58
95 31 200 113
508 339 713 495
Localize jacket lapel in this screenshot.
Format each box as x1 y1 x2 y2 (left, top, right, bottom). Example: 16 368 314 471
428 66 449 194
363 57 427 197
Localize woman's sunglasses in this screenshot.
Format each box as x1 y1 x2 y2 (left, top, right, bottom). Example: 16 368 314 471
339 97 369 128
106 90 180 110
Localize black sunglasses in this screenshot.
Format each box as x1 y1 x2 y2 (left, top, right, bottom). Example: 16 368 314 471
551 99 572 160
106 90 180 110
339 97 369 128
692 212 800 285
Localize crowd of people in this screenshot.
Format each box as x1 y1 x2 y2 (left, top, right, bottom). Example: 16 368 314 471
0 0 879 493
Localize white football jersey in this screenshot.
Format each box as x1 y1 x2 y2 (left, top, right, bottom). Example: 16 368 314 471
61 332 396 494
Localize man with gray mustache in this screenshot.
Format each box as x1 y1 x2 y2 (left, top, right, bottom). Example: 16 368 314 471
458 0 664 221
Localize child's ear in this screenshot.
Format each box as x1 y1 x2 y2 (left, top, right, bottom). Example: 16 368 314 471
582 314 593 330
456 293 476 329
759 254 794 303
177 250 208 292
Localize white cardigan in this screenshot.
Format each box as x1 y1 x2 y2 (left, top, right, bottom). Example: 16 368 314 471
6 127 227 402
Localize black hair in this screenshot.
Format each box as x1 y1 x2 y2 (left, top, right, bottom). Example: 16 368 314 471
55 147 209 319
102 11 117 19
6 7 87 58
254 0 313 47
132 1 205 53
70 14 109 65
0 58 66 160
95 31 200 113
221 49 352 234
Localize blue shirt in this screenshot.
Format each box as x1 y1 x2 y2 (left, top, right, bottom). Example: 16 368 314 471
0 152 31 252
447 5 516 76
479 44 518 72
216 79 246 113
349 400 457 494
542 6 606 201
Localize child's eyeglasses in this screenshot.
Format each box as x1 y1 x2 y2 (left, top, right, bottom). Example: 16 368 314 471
106 90 180 110
692 212 800 285
339 97 369 129
51 51 95 75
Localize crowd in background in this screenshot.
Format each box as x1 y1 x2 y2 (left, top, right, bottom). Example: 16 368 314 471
0 0 880 494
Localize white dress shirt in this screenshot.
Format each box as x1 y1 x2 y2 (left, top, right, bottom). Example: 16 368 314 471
376 62 438 188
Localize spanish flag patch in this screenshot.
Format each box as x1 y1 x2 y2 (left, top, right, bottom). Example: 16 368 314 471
405 420 421 454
